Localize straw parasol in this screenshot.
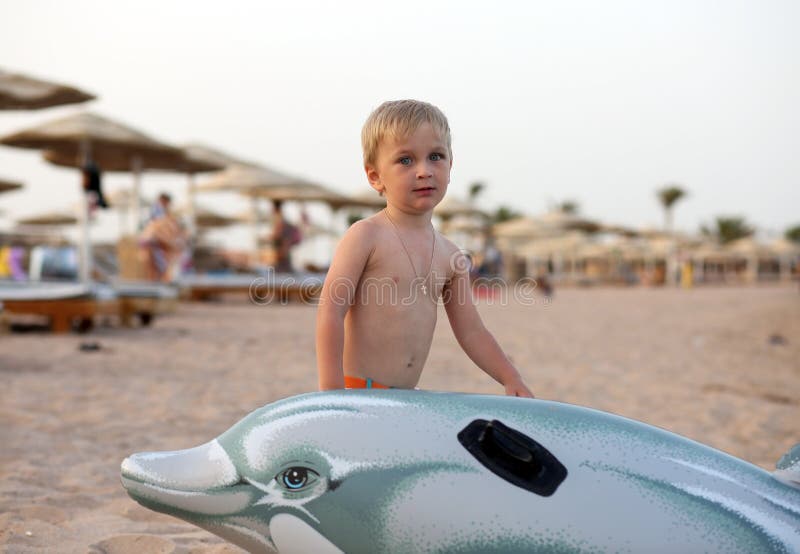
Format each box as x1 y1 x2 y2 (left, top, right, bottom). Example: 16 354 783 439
197 164 348 205
42 142 220 174
442 215 487 234
725 237 775 258
599 223 640 238
689 242 730 263
172 143 253 236
177 204 240 229
44 141 230 236
337 189 387 210
16 207 83 227
198 164 349 259
1 112 184 167
537 210 602 233
575 241 612 259
0 228 68 247
0 178 23 195
0 112 185 281
770 238 800 256
517 231 591 258
434 195 487 219
0 69 95 110
493 217 547 239
180 142 259 172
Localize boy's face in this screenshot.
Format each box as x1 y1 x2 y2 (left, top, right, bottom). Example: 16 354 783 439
365 122 452 215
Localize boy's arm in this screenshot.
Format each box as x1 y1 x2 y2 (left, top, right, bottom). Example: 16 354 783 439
443 251 534 398
316 221 374 390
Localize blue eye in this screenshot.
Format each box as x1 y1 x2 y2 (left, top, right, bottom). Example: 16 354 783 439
429 153 443 161
278 467 318 490
398 156 412 166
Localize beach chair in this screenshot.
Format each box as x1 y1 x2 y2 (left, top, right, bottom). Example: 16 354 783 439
0 281 119 333
111 279 178 326
178 271 324 304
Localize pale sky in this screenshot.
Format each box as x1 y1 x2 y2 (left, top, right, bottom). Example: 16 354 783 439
1 0 798 240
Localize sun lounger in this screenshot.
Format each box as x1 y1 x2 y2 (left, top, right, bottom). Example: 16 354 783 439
0 281 118 333
111 280 178 326
178 272 324 303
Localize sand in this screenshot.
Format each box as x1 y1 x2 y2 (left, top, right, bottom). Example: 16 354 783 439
1 285 798 553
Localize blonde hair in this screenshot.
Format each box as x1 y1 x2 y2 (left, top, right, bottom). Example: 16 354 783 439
361 100 451 167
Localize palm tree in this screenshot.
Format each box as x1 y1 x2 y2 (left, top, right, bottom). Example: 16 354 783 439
657 185 687 233
468 181 485 205
557 200 579 214
711 216 754 244
785 224 800 244
492 205 522 224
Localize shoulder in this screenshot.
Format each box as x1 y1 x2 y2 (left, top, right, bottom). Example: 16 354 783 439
436 231 466 262
334 216 385 261
435 232 471 279
344 215 385 242
435 231 461 256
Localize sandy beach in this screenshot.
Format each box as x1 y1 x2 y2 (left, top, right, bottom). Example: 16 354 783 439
1 284 798 553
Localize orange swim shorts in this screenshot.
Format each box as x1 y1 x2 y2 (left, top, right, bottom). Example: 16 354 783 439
344 376 393 389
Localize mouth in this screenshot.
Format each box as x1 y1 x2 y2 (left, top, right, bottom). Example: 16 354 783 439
413 186 436 194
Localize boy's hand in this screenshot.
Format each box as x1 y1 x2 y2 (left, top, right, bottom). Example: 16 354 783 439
504 378 535 398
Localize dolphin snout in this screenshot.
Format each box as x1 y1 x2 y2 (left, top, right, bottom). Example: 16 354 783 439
121 439 256 517
121 439 240 491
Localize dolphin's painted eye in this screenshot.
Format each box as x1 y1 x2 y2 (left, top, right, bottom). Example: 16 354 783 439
278 467 318 490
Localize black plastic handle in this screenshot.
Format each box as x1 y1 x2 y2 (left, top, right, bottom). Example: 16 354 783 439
458 419 568 497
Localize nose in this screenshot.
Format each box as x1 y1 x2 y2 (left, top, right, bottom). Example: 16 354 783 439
416 160 433 179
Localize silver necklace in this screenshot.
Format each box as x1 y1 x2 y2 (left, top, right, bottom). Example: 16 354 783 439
383 209 436 296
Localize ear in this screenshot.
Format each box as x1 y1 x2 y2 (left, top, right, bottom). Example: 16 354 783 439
365 164 384 195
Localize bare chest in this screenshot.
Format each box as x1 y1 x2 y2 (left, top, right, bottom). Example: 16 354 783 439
360 239 453 304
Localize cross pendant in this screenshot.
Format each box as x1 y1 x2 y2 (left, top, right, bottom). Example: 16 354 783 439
421 284 427 295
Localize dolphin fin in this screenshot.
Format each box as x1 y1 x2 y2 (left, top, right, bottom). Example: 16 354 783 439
773 443 800 488
270 513 343 554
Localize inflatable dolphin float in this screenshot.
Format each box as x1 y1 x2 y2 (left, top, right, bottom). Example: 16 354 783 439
121 391 800 553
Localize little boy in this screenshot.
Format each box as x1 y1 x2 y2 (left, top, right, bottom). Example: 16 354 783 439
316 100 533 397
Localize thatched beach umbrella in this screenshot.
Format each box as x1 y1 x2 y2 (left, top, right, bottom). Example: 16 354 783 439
1 111 186 172
0 112 185 281
332 191 388 221
770 238 800 281
16 209 80 227
434 195 487 220
178 204 239 229
175 143 253 235
25 113 196 222
0 228 68 247
771 238 800 256
537 210 602 233
198 164 348 253
180 143 259 171
0 178 23 195
493 217 547 239
45 141 227 236
517 231 593 280
198 164 347 204
443 215 487 234
0 69 95 110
